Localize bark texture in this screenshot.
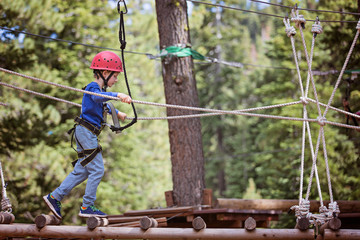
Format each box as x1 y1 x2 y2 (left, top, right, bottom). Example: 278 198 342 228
155 0 205 206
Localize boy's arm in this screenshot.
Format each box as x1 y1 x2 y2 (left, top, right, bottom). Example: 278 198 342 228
105 103 127 122
90 88 132 104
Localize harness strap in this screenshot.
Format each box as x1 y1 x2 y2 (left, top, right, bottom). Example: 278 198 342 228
68 117 103 167
74 117 101 136
72 144 102 167
103 102 122 133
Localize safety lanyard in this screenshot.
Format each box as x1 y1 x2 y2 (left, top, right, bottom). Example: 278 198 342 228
114 0 137 132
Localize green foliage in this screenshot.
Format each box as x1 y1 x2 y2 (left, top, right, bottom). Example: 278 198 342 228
0 0 170 224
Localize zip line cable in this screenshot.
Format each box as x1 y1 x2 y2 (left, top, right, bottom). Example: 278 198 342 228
187 0 359 23
0 26 349 75
0 26 279 70
1 67 360 130
0 27 146 56
250 0 360 16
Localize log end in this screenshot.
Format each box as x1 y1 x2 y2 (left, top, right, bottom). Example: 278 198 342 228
35 214 47 229
244 217 256 231
192 216 206 231
87 216 101 230
140 216 153 230
296 217 310 231
328 217 341 231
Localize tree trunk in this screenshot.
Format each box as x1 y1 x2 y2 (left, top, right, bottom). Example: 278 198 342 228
155 0 205 206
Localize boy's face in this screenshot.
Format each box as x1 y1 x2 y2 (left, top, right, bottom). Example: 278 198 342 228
105 71 120 88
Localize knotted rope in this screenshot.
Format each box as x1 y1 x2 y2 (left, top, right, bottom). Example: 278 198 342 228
291 8 306 29
283 17 297 37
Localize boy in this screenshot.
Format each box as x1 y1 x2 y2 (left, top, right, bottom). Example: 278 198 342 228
43 51 131 219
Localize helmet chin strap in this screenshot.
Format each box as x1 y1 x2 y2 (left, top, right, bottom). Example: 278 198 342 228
97 71 115 92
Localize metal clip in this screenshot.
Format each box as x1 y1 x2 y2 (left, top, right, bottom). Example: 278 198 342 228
117 0 128 14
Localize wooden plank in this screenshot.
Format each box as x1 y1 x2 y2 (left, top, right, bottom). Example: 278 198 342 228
193 208 282 215
202 189 213 206
108 216 148 224
124 206 195 217
217 198 360 213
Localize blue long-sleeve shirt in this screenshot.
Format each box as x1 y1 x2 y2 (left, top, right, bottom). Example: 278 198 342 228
80 82 118 129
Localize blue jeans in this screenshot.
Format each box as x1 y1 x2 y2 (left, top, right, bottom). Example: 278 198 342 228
52 125 104 207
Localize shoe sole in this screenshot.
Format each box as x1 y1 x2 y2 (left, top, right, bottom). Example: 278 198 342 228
43 195 62 219
78 212 108 218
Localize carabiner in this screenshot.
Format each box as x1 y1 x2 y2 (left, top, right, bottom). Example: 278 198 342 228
117 0 128 14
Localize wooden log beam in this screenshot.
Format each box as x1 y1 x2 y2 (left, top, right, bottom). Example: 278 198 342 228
324 229 360 239
0 224 359 239
0 212 15 224
35 214 61 229
217 199 360 213
140 217 158 230
87 217 109 230
319 218 342 235
295 217 310 231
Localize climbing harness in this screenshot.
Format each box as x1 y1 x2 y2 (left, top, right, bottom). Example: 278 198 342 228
69 103 123 167
117 0 137 132
68 117 103 167
0 162 12 213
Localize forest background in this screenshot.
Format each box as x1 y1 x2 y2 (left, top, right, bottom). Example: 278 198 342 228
0 0 359 227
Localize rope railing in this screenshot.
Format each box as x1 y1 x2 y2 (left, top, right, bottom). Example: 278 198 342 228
1 67 360 131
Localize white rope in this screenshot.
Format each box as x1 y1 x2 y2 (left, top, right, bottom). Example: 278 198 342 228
321 129 333 203
305 130 322 201
0 81 306 120
307 97 360 120
294 15 322 117
290 8 306 29
283 17 305 98
311 21 323 35
0 81 82 108
286 13 324 208
2 75 360 130
305 120 323 206
322 19 360 118
0 67 327 124
299 19 323 204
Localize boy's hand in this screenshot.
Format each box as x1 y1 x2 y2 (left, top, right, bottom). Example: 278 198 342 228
117 111 127 122
117 93 132 104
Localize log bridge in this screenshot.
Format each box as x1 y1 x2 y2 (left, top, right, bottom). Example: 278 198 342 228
0 224 360 239
1 196 360 239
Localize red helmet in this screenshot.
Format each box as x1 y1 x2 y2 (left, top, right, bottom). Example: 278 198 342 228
90 51 123 72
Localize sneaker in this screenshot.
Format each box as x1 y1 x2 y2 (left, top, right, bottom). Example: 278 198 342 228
43 193 62 219
78 205 107 218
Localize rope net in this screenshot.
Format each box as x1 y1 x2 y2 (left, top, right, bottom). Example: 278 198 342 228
284 7 360 227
